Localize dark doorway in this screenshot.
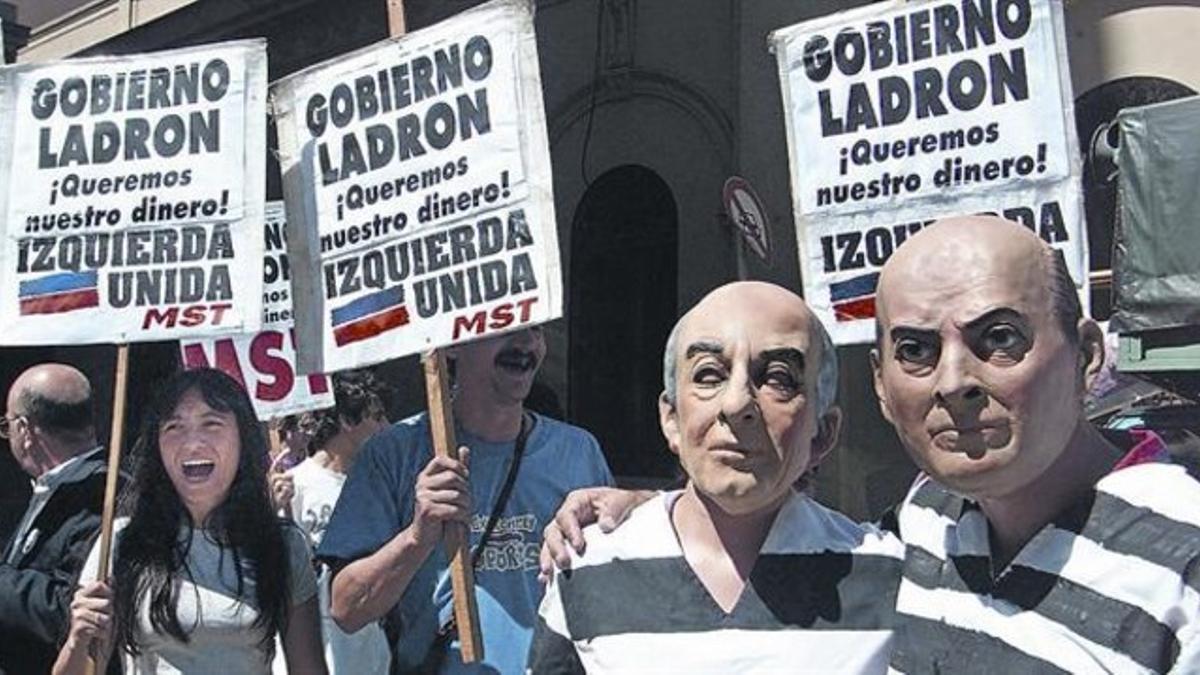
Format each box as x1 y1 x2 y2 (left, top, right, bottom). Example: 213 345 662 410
569 166 678 482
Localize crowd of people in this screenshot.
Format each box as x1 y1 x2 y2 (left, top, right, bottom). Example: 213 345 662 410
2 214 1198 673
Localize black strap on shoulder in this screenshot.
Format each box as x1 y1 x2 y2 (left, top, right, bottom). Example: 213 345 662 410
423 411 534 665
469 411 533 568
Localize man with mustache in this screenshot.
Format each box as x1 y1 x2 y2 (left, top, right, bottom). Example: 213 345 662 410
317 327 613 674
528 281 903 673
543 217 1200 672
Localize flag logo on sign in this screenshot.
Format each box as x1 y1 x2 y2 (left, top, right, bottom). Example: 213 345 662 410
331 286 411 347
830 272 879 322
18 271 101 315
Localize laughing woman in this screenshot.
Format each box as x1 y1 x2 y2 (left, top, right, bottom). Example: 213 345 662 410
53 368 327 675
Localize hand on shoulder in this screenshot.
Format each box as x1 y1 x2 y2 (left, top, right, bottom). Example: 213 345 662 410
538 487 655 582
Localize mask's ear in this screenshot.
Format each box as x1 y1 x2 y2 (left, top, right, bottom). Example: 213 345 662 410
658 392 681 457
809 405 843 470
870 348 895 425
1077 318 1106 393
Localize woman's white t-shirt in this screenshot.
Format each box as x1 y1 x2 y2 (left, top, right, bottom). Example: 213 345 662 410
80 517 317 674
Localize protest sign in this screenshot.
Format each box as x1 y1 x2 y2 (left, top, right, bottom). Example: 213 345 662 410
272 0 559 373
179 203 335 420
771 0 1085 343
0 40 268 345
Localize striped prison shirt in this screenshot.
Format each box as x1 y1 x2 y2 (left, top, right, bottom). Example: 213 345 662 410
529 489 905 673
892 433 1200 674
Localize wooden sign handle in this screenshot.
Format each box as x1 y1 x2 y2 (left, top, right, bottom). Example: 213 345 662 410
86 343 130 675
422 349 484 662
393 0 479 663
387 0 407 35
389 0 480 663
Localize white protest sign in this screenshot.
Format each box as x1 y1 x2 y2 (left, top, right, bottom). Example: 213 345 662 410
273 0 560 373
179 203 335 420
0 40 268 345
771 0 1085 344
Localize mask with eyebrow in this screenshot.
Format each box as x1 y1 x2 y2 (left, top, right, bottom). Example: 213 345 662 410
657 281 842 515
870 215 1106 500
663 296 837 416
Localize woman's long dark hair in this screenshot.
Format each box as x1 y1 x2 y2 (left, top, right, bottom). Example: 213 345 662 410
112 368 290 656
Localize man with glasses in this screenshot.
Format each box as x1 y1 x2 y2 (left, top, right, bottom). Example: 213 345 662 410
0 363 112 675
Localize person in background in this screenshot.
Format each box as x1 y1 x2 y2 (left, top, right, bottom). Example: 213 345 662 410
54 368 326 675
272 368 393 675
280 413 311 452
269 413 308 515
0 364 114 675
268 413 313 498
318 327 614 673
279 413 313 462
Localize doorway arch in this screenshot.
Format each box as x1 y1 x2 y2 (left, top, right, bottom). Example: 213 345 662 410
569 165 678 481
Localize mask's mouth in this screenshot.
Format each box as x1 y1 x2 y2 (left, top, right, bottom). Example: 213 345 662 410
495 349 538 374
181 459 216 481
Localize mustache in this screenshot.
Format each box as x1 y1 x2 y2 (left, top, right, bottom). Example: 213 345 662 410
494 348 538 369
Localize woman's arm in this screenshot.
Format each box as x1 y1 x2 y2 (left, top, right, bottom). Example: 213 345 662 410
280 595 328 675
52 581 115 675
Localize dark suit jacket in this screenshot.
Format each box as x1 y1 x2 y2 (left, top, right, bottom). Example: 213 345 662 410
0 449 113 675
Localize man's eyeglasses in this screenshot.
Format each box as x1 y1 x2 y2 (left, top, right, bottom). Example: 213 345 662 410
0 414 24 440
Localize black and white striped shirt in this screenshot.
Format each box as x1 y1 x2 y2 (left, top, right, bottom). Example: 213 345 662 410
530 490 904 673
892 448 1200 674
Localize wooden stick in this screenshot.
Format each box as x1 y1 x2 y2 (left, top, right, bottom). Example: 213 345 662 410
391 0 478 662
86 343 130 675
387 0 407 35
386 0 480 662
422 349 484 663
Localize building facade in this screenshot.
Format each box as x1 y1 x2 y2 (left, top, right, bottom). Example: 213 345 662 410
3 0 1199 523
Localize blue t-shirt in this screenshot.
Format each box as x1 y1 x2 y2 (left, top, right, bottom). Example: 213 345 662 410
317 412 613 675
